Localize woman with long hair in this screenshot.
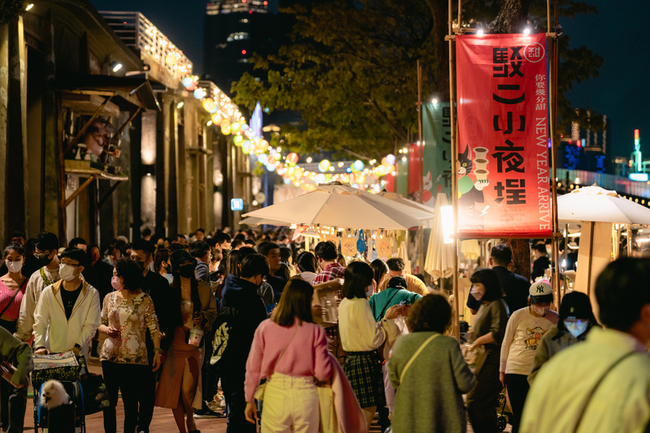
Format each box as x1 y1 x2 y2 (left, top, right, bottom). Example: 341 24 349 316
389 294 476 432
294 251 318 285
338 261 403 430
155 250 217 433
465 268 508 433
244 277 332 432
100 257 161 433
528 291 598 383
370 259 388 290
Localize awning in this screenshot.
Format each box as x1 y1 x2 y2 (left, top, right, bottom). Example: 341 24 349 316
56 73 160 111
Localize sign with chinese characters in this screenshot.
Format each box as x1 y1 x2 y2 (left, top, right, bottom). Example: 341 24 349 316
422 102 452 205
231 198 244 211
456 33 551 238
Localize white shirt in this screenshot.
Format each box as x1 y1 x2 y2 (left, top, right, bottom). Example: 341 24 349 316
338 297 398 352
500 307 558 375
521 327 650 433
299 272 317 285
15 266 60 341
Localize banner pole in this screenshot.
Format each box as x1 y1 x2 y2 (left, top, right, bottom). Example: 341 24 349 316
548 0 561 305
417 60 425 275
448 0 460 341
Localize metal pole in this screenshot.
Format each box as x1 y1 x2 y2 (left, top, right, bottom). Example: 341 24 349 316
417 61 425 274
448 0 460 340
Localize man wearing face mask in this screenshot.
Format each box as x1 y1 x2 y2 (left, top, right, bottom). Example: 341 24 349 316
32 248 101 363
15 232 61 342
499 281 559 433
129 239 174 433
528 291 599 384
219 254 269 433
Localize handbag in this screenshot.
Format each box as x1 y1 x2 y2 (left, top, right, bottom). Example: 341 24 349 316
254 326 300 401
399 333 440 383
316 379 334 433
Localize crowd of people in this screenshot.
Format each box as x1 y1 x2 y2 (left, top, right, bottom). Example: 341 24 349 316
0 228 648 433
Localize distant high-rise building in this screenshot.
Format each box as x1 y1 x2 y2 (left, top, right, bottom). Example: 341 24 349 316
204 0 286 94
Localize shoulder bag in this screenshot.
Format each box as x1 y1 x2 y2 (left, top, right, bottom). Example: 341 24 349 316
399 333 440 383
254 325 300 401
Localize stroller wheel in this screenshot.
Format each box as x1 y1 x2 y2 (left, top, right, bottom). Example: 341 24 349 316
497 415 507 432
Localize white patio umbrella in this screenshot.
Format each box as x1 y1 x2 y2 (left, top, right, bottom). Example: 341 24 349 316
558 185 650 224
242 183 432 230
424 191 454 280
378 191 435 227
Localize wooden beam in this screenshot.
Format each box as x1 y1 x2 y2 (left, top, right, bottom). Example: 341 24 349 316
65 175 97 207
114 107 141 138
64 95 113 154
97 181 122 209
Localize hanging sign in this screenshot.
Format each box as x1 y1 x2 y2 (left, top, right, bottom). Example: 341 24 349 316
456 33 551 238
422 102 452 207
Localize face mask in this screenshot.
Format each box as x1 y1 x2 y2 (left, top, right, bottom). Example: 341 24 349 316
7 260 23 274
532 305 549 316
470 288 483 301
135 259 148 272
366 285 374 298
59 264 78 282
178 265 195 279
111 276 124 291
564 320 589 338
38 253 53 267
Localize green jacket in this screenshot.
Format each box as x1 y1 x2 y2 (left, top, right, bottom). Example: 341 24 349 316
369 287 422 322
0 326 33 387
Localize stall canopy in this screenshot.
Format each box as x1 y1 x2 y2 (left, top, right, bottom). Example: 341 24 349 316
56 74 160 111
558 185 650 225
242 182 434 230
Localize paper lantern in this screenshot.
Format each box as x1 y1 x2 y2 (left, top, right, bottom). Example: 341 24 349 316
221 124 231 135
193 88 206 99
266 163 276 172
353 160 365 172
165 54 177 66
257 153 268 164
315 174 326 184
230 122 241 133
381 157 389 166
386 154 396 165
286 153 299 165
202 98 216 113
284 178 291 184
233 135 243 145
267 155 277 165
182 77 194 88
241 124 249 131
211 113 223 125
374 165 387 177
318 160 331 172
258 140 269 152
384 164 395 174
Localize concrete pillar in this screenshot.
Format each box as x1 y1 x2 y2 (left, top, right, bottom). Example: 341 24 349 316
154 94 166 238
0 23 9 244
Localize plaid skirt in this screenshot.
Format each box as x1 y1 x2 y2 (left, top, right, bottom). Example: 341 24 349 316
343 350 386 408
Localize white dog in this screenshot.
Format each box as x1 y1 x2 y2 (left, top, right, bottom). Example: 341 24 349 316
40 380 70 409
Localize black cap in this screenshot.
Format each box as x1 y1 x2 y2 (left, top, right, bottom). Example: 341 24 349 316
170 249 197 273
388 276 407 291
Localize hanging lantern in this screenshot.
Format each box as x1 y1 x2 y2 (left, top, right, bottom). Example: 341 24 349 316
165 54 177 66
241 124 249 132
182 77 194 88
202 98 216 113
231 122 241 133
258 140 269 152
233 135 243 145
267 155 277 165
257 153 268 164
221 124 231 135
318 159 331 172
266 163 276 172
353 160 365 172
193 88 206 99
386 154 396 165
374 165 387 177
381 156 389 166
286 152 299 165
211 113 223 125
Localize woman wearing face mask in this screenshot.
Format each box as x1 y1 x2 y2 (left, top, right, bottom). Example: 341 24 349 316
527 291 598 384
498 280 558 433
100 258 161 433
338 261 404 431
154 248 173 284
466 268 508 433
0 243 28 433
155 249 217 433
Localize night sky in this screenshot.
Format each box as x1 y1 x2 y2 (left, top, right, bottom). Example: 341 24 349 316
89 0 648 158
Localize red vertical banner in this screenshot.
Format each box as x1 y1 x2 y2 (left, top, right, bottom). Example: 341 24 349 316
408 143 422 202
456 34 551 238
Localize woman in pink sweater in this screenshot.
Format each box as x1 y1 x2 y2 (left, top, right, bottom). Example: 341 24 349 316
244 277 332 433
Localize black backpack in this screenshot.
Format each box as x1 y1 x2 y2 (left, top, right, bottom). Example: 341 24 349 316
210 305 241 366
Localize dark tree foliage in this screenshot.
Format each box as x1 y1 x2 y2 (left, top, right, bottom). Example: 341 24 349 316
232 0 603 157
1 0 27 26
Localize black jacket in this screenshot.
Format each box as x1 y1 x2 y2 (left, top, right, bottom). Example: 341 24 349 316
221 274 267 366
141 271 175 352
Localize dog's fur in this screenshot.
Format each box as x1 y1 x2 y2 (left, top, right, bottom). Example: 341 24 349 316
40 380 70 409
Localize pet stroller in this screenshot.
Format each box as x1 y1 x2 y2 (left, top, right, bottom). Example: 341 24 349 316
497 388 513 432
32 351 86 433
